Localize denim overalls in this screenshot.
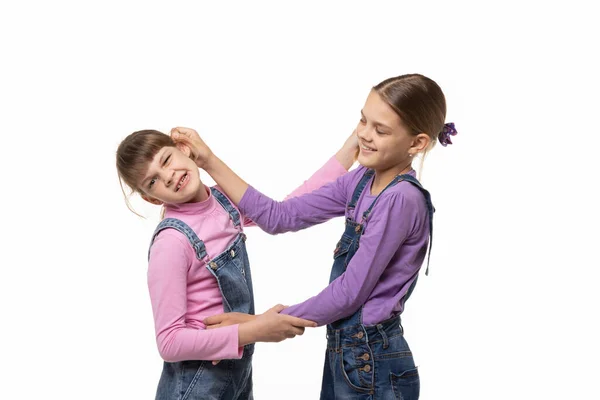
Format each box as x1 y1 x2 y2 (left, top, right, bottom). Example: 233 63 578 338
321 170 434 400
149 188 255 400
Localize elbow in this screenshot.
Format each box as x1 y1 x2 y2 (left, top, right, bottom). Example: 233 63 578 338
339 288 364 317
343 299 363 319
266 224 288 235
157 340 181 363
258 219 293 235
262 225 283 235
158 347 177 363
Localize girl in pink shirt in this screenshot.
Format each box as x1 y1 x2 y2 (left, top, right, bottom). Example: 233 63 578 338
115 129 357 400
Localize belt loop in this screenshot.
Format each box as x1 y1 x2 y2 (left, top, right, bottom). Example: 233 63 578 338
376 324 389 349
399 319 404 335
335 330 340 351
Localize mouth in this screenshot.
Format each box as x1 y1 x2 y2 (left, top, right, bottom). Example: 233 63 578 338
360 142 376 152
175 172 189 192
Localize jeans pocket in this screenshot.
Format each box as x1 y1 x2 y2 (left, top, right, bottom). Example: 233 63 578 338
390 367 420 400
338 346 373 394
333 235 352 260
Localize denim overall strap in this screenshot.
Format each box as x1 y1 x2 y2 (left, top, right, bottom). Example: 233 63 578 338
346 169 375 220
361 173 435 275
148 218 209 262
211 187 242 229
328 219 367 330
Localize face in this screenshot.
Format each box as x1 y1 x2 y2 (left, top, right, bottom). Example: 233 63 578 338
356 90 424 174
138 146 204 205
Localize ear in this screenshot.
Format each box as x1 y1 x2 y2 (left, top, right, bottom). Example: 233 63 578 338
141 194 164 206
411 133 432 153
175 143 191 158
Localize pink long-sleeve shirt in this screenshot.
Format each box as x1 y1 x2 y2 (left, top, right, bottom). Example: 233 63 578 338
147 156 347 362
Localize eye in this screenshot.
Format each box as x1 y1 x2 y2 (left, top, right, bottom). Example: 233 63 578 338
149 178 156 189
376 129 386 135
163 154 171 166
359 117 366 124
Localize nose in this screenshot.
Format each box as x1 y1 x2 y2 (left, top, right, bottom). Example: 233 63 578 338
357 125 373 142
161 170 175 187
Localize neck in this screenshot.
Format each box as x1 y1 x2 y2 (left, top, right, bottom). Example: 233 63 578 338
371 161 413 195
189 182 209 203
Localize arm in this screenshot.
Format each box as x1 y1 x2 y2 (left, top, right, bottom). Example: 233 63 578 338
238 180 348 234
149 233 317 362
242 156 349 227
170 126 357 206
280 191 421 326
171 127 354 234
283 129 358 199
148 233 243 362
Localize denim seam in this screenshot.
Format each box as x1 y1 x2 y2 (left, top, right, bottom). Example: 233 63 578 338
181 361 206 400
326 332 403 350
375 351 413 361
216 360 235 400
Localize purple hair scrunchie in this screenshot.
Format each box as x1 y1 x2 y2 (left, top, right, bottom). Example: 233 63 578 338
438 122 457 147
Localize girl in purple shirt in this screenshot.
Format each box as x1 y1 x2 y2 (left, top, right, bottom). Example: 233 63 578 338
173 73 457 400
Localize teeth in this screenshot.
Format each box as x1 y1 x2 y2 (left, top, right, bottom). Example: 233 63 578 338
361 144 375 151
176 174 187 191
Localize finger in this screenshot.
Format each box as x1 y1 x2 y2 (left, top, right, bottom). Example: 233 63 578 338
284 316 318 328
212 360 221 366
290 326 305 336
204 315 226 325
171 131 192 143
206 324 221 330
269 304 286 313
172 127 196 137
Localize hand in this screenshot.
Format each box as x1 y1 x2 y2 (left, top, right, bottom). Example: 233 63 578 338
204 313 257 365
238 304 318 346
170 127 215 169
335 129 359 169
204 312 257 330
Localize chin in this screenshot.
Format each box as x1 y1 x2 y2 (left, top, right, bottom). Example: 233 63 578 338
357 156 376 169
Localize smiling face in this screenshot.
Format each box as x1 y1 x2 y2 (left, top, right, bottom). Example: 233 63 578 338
137 145 205 205
356 90 420 175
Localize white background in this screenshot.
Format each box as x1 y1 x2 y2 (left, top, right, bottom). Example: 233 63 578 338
1 1 599 399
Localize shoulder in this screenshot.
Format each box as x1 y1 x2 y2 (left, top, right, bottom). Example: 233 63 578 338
348 165 371 180
150 227 195 262
338 165 372 193
375 179 429 217
212 185 239 208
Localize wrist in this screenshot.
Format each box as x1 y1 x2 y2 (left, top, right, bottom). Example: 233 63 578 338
201 153 220 172
238 320 258 347
335 147 356 170
246 314 258 323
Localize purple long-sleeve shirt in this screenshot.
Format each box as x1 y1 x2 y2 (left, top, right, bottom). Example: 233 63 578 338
238 166 431 326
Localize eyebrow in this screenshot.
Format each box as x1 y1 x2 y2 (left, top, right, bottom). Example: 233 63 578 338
140 149 166 187
140 173 152 188
159 149 169 165
361 110 392 131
